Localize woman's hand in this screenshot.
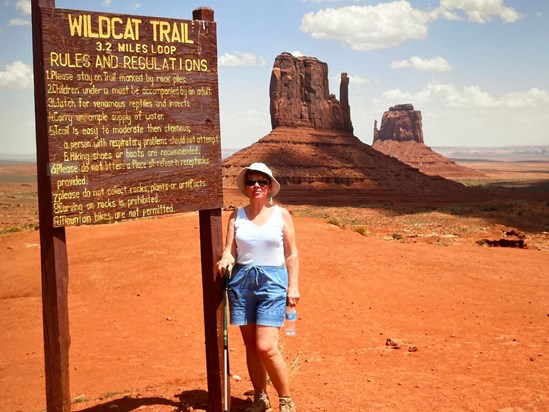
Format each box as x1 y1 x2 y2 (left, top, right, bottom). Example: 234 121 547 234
215 255 235 278
287 285 300 307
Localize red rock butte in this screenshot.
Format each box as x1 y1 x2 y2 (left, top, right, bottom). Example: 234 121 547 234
222 53 480 206
372 104 484 179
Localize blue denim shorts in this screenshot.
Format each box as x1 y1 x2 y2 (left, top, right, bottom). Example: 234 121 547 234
228 264 288 327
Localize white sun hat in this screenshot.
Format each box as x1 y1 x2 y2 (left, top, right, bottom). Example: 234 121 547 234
236 162 281 198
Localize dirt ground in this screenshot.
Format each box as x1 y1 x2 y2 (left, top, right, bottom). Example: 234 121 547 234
1 161 549 411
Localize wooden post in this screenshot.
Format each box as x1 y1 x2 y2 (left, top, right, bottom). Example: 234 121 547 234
199 208 226 412
195 7 226 412
32 0 72 411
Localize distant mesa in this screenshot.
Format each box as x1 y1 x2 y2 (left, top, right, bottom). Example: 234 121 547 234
372 104 484 179
373 103 423 144
223 53 473 205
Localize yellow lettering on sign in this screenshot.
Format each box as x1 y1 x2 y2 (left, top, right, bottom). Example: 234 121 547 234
67 14 142 40
149 20 194 44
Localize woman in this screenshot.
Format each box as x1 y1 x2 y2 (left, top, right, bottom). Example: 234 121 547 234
217 162 299 412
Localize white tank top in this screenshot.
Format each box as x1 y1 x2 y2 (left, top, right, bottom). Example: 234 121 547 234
235 206 285 266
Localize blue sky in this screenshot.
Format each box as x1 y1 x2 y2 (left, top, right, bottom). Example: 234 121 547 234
1 0 548 156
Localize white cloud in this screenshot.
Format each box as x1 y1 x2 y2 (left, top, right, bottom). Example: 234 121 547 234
437 0 522 23
16 0 31 15
9 18 31 27
390 56 452 72
300 1 434 51
375 82 549 110
503 88 549 108
219 52 266 67
0 61 33 89
300 1 522 54
102 0 113 7
332 73 369 86
348 74 370 85
289 50 305 57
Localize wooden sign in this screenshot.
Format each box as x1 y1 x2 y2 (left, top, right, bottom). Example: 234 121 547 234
34 4 227 411
38 8 222 227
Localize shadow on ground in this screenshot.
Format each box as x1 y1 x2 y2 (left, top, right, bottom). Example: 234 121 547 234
75 389 250 412
75 396 179 412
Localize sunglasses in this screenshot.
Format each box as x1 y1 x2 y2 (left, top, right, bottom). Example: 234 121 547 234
245 179 270 187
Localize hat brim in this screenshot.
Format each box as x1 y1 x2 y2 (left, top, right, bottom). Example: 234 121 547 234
236 165 280 198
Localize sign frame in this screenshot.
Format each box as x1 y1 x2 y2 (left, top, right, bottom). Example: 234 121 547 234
31 1 228 410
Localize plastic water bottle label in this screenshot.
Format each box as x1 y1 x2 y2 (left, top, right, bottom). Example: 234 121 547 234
285 308 297 336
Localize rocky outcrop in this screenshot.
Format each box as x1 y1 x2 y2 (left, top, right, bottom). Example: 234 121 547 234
372 104 484 179
373 104 423 143
269 52 352 132
222 54 476 205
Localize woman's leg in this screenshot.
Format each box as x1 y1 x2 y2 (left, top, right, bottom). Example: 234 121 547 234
240 324 291 397
255 325 290 397
240 324 268 393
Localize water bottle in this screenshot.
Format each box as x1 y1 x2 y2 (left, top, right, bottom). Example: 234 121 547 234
285 307 297 336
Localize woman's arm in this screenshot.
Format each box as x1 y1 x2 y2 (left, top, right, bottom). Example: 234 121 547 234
216 210 237 276
282 207 300 306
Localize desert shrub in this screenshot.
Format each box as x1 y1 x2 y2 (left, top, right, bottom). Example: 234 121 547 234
352 225 369 236
391 233 403 240
72 395 88 404
327 216 343 227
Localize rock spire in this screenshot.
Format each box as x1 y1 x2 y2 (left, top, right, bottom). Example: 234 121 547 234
269 52 353 133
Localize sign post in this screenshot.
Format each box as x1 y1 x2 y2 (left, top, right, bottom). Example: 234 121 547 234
31 1 227 410
194 8 228 412
32 0 71 410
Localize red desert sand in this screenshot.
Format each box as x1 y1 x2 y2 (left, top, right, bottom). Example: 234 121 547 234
1 162 549 412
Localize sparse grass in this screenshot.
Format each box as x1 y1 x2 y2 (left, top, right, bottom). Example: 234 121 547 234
290 200 549 249
267 335 305 385
72 395 88 404
0 223 39 234
101 390 128 399
0 175 36 183
352 225 369 236
327 216 343 227
71 390 130 406
432 238 453 247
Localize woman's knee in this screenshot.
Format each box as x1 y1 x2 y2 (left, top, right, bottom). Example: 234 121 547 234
255 337 279 359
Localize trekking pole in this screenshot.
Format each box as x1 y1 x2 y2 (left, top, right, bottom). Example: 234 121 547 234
223 266 231 412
